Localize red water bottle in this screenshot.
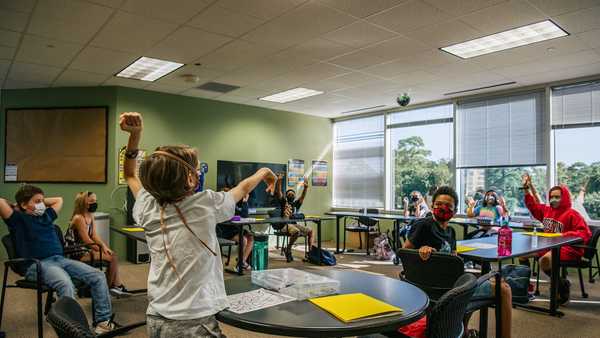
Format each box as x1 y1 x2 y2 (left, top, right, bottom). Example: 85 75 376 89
497 217 512 256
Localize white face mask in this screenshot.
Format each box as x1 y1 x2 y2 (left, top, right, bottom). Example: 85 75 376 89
32 202 46 216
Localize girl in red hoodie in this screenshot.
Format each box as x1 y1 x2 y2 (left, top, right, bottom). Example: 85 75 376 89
521 176 591 303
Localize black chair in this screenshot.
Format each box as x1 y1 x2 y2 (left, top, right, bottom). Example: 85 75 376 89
273 224 310 258
47 296 145 338
559 226 600 298
0 226 102 338
363 273 478 338
218 237 235 266
344 208 380 255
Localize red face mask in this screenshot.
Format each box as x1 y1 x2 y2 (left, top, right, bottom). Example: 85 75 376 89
433 204 454 223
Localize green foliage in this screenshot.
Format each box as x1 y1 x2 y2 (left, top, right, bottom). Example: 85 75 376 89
558 161 600 219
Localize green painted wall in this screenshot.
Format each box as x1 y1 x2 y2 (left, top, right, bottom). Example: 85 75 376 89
0 86 333 259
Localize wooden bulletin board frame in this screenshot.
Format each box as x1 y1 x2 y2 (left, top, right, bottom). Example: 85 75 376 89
4 106 109 183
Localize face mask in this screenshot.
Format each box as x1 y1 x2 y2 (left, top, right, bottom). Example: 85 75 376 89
433 204 454 223
287 195 295 203
549 197 561 209
32 202 46 216
411 196 419 202
88 203 98 213
486 197 496 205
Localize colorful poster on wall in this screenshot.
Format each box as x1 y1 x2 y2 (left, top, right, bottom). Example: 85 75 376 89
311 160 328 187
118 146 146 185
287 159 305 187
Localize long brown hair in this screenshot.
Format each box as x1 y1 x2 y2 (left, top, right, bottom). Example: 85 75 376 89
139 145 198 206
71 191 92 222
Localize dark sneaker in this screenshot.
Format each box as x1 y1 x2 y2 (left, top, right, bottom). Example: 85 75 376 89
558 278 571 305
285 247 294 262
110 285 133 298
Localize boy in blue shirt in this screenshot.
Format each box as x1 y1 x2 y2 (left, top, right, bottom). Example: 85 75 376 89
0 185 116 334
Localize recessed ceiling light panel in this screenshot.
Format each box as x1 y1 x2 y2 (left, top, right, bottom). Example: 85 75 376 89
259 87 324 103
440 20 568 59
116 56 184 82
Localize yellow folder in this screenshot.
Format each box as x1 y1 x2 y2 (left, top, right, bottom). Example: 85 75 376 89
457 245 477 253
121 227 144 232
309 293 402 323
522 232 562 237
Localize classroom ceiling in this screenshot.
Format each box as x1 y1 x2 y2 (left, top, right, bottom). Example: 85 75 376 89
1 0 600 118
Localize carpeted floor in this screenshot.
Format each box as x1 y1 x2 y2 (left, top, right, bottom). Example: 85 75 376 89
2 242 600 338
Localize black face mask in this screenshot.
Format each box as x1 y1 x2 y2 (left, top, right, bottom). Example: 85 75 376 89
287 195 295 203
411 196 419 202
88 203 98 213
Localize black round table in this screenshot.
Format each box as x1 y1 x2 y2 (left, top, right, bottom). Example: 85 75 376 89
216 269 429 337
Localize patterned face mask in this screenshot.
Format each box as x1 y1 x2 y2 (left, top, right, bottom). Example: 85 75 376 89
433 204 454 222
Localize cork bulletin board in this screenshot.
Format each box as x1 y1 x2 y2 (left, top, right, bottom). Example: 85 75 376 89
4 107 108 183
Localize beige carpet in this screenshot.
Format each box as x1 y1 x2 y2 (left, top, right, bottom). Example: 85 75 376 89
2 242 600 338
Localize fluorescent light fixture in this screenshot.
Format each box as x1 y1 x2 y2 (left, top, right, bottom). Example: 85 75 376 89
116 56 184 81
259 87 324 103
440 20 568 59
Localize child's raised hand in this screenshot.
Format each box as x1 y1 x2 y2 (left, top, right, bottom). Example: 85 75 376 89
119 112 143 134
262 169 277 195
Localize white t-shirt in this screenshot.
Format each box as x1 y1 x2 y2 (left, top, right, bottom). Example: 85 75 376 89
133 188 235 320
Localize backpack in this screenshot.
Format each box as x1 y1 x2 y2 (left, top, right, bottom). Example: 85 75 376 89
501 264 531 304
308 246 337 266
373 232 395 261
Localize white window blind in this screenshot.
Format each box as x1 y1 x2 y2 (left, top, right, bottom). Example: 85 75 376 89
552 82 600 127
333 115 384 208
457 92 546 168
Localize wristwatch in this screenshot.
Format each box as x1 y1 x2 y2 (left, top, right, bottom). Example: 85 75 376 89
125 149 139 159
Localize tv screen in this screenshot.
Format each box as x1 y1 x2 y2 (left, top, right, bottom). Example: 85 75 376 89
217 160 287 209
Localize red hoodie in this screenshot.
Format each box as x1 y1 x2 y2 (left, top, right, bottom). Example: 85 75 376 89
525 185 591 251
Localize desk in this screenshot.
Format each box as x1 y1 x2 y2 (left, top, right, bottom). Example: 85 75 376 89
450 218 541 237
219 217 334 275
216 269 428 337
325 212 415 264
458 233 582 338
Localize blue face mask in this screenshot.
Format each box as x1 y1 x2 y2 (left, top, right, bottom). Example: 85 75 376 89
32 202 46 216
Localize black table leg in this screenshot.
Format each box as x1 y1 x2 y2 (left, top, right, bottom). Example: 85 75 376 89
237 224 244 276
317 220 322 266
479 262 490 338
496 261 502 338
550 247 560 315
463 224 468 239
335 216 341 254
393 220 400 265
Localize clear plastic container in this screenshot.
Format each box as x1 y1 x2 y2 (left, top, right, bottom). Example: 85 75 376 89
251 268 340 300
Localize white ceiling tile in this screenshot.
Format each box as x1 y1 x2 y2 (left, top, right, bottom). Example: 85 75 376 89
28 0 114 44
428 61 486 78
577 28 600 49
329 48 390 69
84 0 125 8
217 0 307 20
15 34 82 67
406 19 482 48
267 62 349 87
3 78 51 89
70 46 138 75
52 69 110 87
0 0 36 13
319 0 406 18
144 83 191 94
367 0 452 34
332 79 402 97
226 86 275 99
120 0 212 24
284 37 356 61
91 10 178 53
0 9 29 31
0 29 21 47
459 0 546 36
389 70 441 86
322 21 398 48
317 71 381 88
423 0 507 16
212 94 255 105
8 62 62 84
148 26 232 63
153 64 221 86
194 39 280 72
359 36 431 62
102 76 151 88
526 0 599 16
514 61 600 85
0 45 15 59
241 1 355 50
188 5 265 38
553 5 600 34
363 49 456 77
0 58 9 78
180 87 223 98
493 49 600 77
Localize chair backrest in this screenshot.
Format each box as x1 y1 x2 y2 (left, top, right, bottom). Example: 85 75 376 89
584 226 600 260
47 296 95 338
426 273 477 338
1 234 27 276
397 248 465 301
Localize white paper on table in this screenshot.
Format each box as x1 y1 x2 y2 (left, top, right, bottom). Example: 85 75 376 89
338 263 371 269
467 243 497 249
226 288 296 314
351 260 395 265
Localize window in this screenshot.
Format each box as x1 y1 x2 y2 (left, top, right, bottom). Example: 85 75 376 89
456 92 548 214
333 115 384 208
387 104 453 209
552 82 600 220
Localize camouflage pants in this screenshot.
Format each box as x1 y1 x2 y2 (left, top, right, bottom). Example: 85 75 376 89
147 314 226 338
